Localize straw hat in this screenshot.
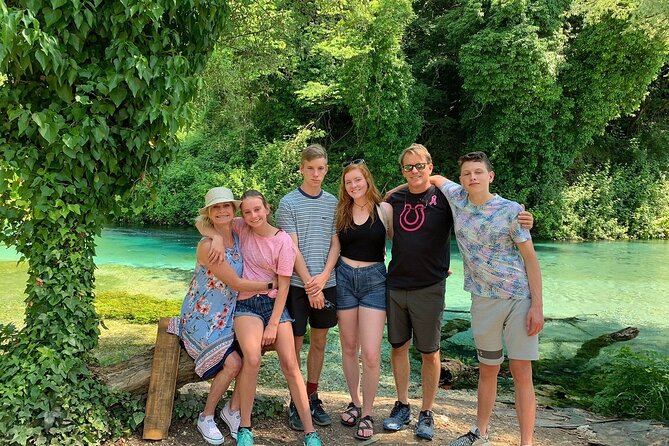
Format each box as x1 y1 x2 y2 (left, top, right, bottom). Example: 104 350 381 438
200 187 242 212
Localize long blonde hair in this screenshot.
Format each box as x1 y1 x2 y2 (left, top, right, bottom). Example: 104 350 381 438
336 163 382 233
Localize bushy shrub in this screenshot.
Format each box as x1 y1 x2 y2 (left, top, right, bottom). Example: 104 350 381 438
173 389 285 421
127 127 321 226
591 347 669 422
556 164 628 240
0 348 144 445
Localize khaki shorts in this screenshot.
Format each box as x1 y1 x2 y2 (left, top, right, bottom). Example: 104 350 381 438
387 280 445 353
470 295 539 365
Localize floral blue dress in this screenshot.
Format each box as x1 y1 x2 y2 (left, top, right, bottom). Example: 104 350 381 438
167 235 243 377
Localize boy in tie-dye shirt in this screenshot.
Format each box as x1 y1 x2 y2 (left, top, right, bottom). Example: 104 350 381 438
431 152 543 446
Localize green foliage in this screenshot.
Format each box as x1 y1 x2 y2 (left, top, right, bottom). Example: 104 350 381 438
250 127 323 211
407 0 668 238
95 291 180 324
252 393 287 420
315 0 422 188
554 67 669 240
0 323 18 353
125 126 319 225
172 388 207 421
125 0 422 227
173 389 285 421
0 348 145 445
591 347 669 421
0 0 230 443
556 165 628 240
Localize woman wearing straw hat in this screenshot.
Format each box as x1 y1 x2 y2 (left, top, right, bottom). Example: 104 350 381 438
168 187 277 445
199 189 324 446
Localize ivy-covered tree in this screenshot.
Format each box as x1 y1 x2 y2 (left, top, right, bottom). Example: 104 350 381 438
0 0 229 443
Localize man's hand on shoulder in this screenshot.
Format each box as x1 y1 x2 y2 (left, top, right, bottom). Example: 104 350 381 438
518 204 534 230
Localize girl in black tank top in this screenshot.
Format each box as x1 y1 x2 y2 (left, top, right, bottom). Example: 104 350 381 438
334 161 392 440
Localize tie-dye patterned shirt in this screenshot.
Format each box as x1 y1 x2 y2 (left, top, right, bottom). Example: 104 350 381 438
440 180 531 300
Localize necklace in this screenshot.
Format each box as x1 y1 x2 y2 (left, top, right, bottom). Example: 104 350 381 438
353 201 369 210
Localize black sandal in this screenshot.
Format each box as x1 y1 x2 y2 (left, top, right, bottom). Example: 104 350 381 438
340 402 361 427
354 415 374 440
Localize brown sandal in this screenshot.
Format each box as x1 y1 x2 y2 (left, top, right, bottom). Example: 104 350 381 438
340 402 361 426
354 415 374 440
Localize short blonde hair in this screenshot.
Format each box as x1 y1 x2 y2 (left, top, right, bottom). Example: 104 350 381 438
195 202 238 228
399 143 432 167
301 143 328 164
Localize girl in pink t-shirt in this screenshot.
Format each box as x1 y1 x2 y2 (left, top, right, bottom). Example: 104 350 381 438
232 190 323 446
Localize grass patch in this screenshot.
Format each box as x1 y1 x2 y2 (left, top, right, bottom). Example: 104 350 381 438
95 290 181 324
94 264 190 299
94 320 159 365
0 261 28 327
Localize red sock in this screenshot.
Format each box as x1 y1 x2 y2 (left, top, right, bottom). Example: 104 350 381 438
306 382 318 396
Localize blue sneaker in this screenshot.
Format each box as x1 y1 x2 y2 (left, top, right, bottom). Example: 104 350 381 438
236 427 254 446
303 431 323 446
383 400 412 431
415 410 435 440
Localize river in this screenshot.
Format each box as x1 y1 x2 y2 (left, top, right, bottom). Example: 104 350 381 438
1 227 667 358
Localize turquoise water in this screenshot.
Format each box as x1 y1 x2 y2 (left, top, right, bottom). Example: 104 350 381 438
447 240 669 358
0 227 200 269
2 228 668 357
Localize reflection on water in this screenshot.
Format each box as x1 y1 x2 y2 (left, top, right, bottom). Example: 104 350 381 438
2 228 668 356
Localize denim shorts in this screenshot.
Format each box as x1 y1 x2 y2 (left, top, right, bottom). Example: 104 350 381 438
335 260 387 311
235 294 293 327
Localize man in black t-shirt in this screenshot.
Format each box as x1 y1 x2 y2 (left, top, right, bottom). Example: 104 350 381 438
382 144 453 441
382 144 535 441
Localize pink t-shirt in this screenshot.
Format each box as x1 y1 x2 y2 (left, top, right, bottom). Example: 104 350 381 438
233 218 297 301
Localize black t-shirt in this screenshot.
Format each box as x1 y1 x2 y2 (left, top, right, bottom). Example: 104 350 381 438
387 185 453 290
339 208 386 262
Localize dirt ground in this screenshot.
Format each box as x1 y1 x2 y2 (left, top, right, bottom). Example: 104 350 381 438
109 386 669 446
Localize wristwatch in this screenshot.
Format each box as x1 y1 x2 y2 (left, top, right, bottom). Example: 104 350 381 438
267 282 273 290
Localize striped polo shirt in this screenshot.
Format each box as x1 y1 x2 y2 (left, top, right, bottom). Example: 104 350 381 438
276 187 338 288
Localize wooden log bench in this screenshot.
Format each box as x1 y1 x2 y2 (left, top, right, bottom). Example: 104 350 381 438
92 317 278 440
93 317 198 440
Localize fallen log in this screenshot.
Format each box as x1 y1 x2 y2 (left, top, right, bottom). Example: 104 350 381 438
91 346 199 395
573 326 639 361
439 358 477 389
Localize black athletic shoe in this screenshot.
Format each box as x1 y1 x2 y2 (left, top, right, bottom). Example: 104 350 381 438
288 400 304 431
416 410 435 440
383 400 412 431
309 392 332 426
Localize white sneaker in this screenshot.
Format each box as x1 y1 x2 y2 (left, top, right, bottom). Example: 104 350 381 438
197 413 225 445
219 400 241 440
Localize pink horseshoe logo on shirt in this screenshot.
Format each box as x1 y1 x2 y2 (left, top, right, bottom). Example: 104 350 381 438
399 203 426 232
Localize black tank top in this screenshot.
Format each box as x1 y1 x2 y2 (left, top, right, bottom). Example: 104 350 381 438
338 209 386 262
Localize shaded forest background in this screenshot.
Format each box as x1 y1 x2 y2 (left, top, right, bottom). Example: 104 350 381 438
120 0 669 240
